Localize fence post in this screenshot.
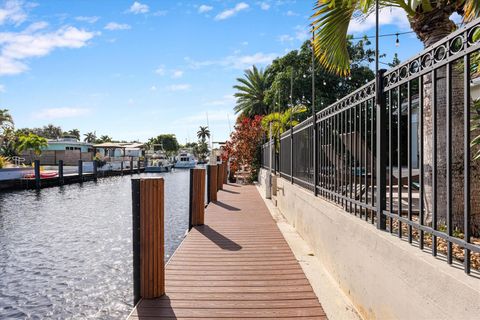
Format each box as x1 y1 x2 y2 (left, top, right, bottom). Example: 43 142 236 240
58 160 64 185
34 159 41 189
78 160 83 182
376 69 387 230
290 126 294 184
189 168 206 230
131 177 165 306
207 164 218 203
93 160 98 181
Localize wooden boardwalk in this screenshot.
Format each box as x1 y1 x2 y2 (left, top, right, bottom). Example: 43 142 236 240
128 183 326 319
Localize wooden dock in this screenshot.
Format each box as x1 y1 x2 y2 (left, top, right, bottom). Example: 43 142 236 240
128 183 326 319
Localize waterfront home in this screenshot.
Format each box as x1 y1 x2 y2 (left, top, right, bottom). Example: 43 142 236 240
93 142 145 160
43 137 93 153
20 137 94 165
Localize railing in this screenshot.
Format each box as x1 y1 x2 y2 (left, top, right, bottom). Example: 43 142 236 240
262 18 480 274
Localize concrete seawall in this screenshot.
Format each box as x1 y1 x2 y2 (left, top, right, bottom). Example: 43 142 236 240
258 168 480 320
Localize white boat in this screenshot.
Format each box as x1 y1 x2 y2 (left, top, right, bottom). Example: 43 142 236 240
145 146 173 172
174 152 196 169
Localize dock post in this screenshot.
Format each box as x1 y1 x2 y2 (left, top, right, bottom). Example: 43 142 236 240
207 164 218 203
58 160 64 185
217 163 223 191
93 160 98 181
131 177 165 306
223 162 228 184
189 168 206 230
130 157 133 175
121 161 124 176
78 160 83 182
34 160 41 189
137 159 141 174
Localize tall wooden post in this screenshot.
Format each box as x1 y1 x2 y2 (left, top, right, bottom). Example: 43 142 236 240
58 160 64 185
130 157 134 175
217 163 223 191
137 159 141 174
78 160 83 182
131 177 165 306
207 164 218 203
189 168 206 230
121 161 124 176
93 160 98 181
34 160 41 189
223 162 228 184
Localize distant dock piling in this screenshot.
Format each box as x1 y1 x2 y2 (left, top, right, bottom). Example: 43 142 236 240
34 160 41 189
131 177 165 306
189 168 206 230
93 160 98 181
58 160 64 185
217 163 223 191
78 160 83 182
207 164 218 203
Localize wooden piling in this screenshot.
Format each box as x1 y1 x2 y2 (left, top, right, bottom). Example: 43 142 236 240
207 164 217 203
78 160 83 181
130 157 134 175
58 160 64 185
121 161 124 176
34 160 41 189
217 163 223 190
93 160 98 181
131 177 165 306
223 162 228 184
137 159 141 174
189 168 206 230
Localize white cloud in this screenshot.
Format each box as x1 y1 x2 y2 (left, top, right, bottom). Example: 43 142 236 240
215 2 249 21
166 83 190 91
104 22 131 30
286 10 298 16
185 51 277 70
348 7 409 33
35 107 91 120
198 4 213 14
259 2 270 10
128 1 149 14
155 65 165 75
75 16 100 24
0 0 28 26
171 69 183 78
150 85 157 91
0 84 5 92
0 25 96 76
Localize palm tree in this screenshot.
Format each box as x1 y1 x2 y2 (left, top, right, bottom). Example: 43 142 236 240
311 1 480 231
84 131 97 143
261 105 308 139
17 133 48 163
99 135 113 143
197 126 210 142
233 65 272 117
67 129 80 140
0 109 13 127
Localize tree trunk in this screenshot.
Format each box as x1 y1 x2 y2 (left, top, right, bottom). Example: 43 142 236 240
410 8 480 235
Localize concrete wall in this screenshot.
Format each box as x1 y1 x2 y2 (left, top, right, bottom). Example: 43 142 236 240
258 168 480 320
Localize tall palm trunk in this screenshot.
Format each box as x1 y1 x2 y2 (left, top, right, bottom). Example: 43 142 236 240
411 7 480 235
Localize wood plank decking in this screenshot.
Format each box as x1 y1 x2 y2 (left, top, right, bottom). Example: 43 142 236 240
128 183 327 319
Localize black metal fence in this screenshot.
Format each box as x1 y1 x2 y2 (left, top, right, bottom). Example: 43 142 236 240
261 19 480 274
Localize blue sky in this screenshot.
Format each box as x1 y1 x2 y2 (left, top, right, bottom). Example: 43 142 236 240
0 0 430 144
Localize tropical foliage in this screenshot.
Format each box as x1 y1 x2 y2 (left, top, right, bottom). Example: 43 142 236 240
16 133 48 161
233 65 272 117
311 0 480 76
84 132 97 143
197 126 210 142
222 115 264 182
261 105 307 141
147 134 180 156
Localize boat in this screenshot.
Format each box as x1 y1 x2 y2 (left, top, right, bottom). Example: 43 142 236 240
174 152 196 169
144 147 173 173
24 171 58 179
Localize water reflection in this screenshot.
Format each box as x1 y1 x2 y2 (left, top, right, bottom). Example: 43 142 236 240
0 171 189 319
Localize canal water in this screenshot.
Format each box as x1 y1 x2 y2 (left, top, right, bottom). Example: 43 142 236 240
0 170 190 319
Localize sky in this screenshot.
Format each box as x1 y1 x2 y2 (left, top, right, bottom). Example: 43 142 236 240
0 0 433 144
